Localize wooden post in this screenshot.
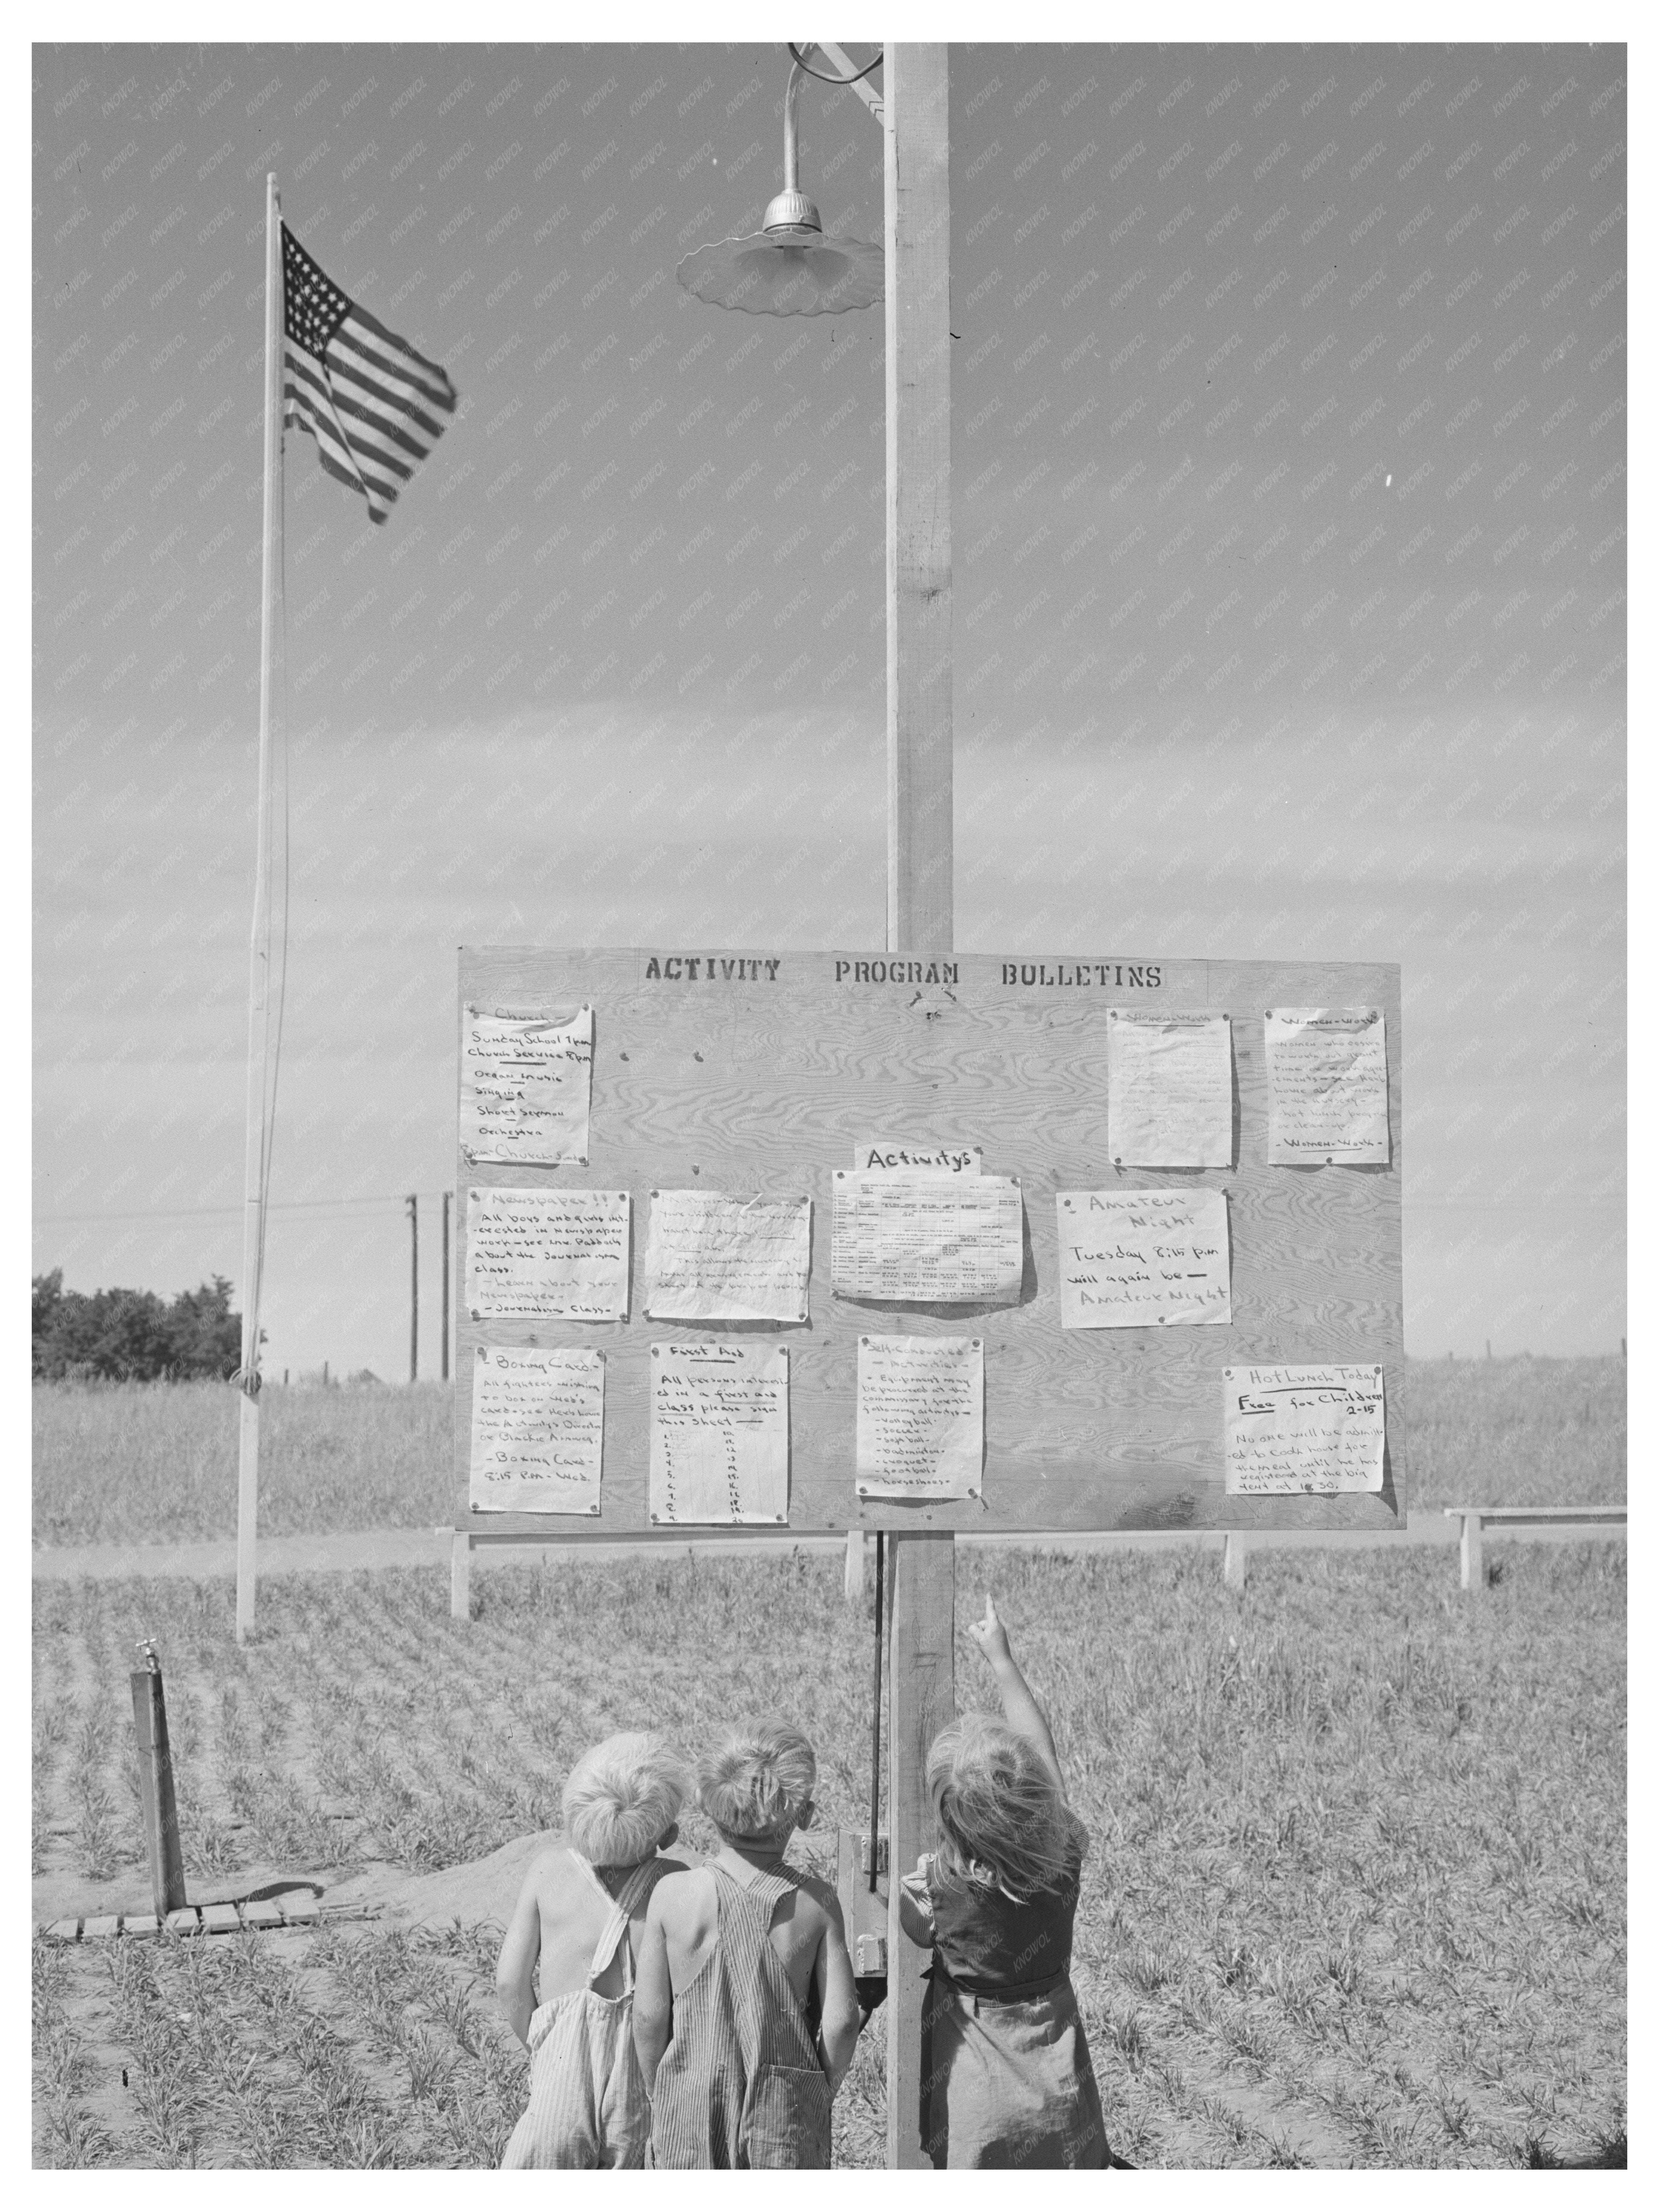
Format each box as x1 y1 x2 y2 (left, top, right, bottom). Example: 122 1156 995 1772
441 1189 452 1382
844 1527 866 1601
129 1648 187 1918
886 1531 955 2166
1223 1532 1249 1589
407 1192 419 1383
451 1530 472 1620
882 43 954 2174
1459 1510 1484 1592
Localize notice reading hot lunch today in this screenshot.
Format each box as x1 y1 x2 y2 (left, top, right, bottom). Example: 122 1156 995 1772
1223 1366 1385 1495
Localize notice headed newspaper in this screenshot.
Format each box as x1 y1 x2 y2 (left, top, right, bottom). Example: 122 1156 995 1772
1265 1007 1390 1164
831 1172 1023 1304
469 1344 605 1514
1223 1364 1385 1495
1107 1009 1232 1168
644 1190 812 1322
465 1187 630 1320
649 1340 789 1524
1057 1188 1231 1328
461 1004 594 1166
856 1334 984 1500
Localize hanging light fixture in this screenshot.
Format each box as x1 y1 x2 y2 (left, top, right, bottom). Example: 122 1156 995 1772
676 44 884 316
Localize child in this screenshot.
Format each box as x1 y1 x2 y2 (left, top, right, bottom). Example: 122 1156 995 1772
633 1719 862 2168
495 1730 688 2168
898 1595 1108 2169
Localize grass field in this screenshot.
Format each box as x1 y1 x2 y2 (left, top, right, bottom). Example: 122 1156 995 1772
31 1355 1627 1548
32 1543 1625 2169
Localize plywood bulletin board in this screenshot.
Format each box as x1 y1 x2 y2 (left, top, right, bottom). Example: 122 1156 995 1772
455 948 1405 1535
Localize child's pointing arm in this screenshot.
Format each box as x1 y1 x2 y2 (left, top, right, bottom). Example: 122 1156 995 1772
969 1595 1065 1792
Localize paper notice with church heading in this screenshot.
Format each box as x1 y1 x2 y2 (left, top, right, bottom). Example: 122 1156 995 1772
1223 1364 1385 1494
469 1345 604 1514
1107 1010 1232 1167
466 1188 630 1319
1057 1189 1230 1328
1265 1008 1389 1163
832 1174 1023 1304
649 1341 789 1524
461 1005 593 1165
856 1334 984 1500
644 1191 812 1322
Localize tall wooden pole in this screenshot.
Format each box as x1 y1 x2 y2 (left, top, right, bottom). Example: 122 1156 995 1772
236 173 285 1645
882 44 956 2172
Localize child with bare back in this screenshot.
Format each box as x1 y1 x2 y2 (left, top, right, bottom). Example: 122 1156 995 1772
495 1731 688 2168
898 1596 1108 2169
633 1720 862 2169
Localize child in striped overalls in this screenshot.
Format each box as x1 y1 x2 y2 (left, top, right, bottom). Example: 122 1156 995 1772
495 1732 688 2168
633 1720 863 2168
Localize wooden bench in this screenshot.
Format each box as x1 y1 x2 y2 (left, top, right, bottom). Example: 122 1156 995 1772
1443 1504 1628 1591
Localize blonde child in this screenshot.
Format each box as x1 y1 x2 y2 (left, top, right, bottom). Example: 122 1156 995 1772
898 1595 1108 2169
495 1731 688 2168
633 1719 862 2168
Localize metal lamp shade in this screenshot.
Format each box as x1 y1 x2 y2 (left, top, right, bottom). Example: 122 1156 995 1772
676 230 884 316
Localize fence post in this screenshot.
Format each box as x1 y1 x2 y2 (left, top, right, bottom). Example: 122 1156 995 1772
129 1641 187 1918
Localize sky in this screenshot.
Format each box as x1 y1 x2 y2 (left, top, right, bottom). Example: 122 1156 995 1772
33 37 1626 1377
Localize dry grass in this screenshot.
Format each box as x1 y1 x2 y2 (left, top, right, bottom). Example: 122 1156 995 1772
32 1542 1625 2168
32 1356 1626 1549
1400 1355 1625 1510
32 1379 455 1547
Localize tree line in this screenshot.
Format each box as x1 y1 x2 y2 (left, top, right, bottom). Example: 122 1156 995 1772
32 1270 249 1382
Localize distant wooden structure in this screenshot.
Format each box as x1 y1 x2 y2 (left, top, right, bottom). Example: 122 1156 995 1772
1443 1503 1627 1591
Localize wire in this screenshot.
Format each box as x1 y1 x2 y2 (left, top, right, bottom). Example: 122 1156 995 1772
37 1195 452 1223
788 42 883 85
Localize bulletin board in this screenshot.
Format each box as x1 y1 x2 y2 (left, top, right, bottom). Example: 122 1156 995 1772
454 948 1405 1535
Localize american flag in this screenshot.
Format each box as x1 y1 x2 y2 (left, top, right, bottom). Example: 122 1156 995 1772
282 223 456 524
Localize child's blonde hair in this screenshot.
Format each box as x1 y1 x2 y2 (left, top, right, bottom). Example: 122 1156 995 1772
697 1720 816 1840
562 1732 687 1867
927 1711 1084 1900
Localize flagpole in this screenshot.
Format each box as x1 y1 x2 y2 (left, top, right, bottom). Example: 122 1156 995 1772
236 173 285 1643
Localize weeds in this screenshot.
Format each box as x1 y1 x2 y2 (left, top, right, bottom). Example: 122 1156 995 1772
33 1541 1624 2167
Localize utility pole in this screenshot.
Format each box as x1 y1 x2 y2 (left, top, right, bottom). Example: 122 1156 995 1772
882 44 956 2173
407 1192 419 1383
441 1189 452 1382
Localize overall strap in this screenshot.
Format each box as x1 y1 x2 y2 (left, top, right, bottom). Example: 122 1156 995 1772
585 1857 664 1990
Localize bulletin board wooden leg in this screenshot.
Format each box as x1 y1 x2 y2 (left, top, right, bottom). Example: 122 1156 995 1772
1223 1532 1249 1589
450 1531 472 1621
885 1529 956 2169
844 1528 866 1602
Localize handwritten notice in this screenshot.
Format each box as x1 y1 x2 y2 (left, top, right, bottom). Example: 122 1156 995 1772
1057 1188 1231 1329
469 1345 604 1514
644 1190 812 1322
1223 1364 1385 1494
461 1005 593 1166
856 1334 984 1500
1265 1007 1389 1164
649 1341 789 1524
465 1188 630 1320
831 1174 1023 1304
1108 1010 1232 1167
852 1141 983 1177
